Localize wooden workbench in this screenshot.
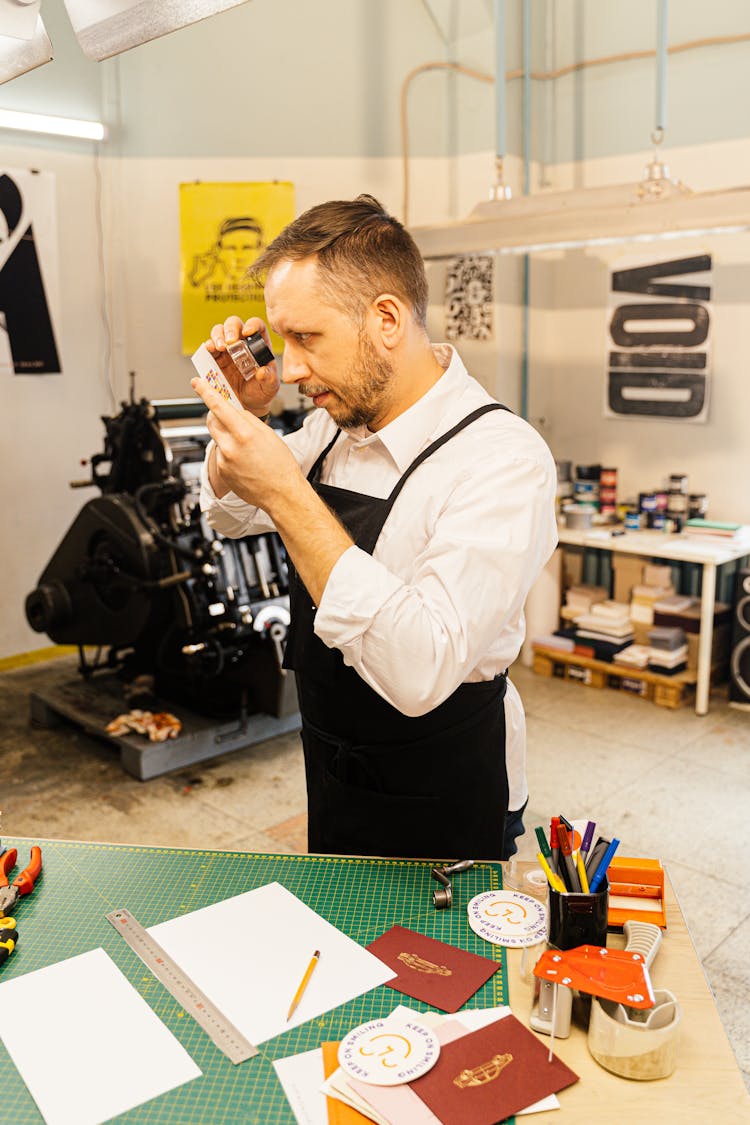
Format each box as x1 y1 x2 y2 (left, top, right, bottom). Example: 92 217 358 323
0 840 747 1122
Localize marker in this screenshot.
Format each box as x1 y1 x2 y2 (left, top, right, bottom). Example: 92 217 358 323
556 824 581 893
537 852 566 895
590 838 621 893
535 826 553 864
580 821 596 862
287 950 321 1021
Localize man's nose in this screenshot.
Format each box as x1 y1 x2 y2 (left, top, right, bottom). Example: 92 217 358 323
281 343 311 384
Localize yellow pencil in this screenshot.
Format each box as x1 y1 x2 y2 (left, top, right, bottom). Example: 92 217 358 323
576 850 590 893
537 851 567 894
287 950 321 1021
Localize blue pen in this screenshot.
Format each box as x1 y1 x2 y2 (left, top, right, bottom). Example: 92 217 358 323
589 837 620 893
580 820 596 861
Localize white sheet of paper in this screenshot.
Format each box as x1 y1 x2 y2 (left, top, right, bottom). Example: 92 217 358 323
0 948 201 1125
149 882 396 1045
273 1049 328 1125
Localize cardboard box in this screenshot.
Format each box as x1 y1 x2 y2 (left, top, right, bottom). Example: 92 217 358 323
686 622 731 673
643 563 673 587
613 556 644 603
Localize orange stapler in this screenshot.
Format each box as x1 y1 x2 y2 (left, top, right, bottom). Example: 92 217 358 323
607 857 666 930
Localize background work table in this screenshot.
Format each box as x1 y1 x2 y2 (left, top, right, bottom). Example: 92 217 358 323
0 839 747 1123
556 525 750 714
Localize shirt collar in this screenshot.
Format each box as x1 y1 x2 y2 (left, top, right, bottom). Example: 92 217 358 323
342 344 467 473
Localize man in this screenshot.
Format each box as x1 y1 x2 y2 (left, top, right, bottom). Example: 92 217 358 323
195 194 557 861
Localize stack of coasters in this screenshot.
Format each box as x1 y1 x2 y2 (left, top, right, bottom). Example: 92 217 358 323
323 1006 579 1125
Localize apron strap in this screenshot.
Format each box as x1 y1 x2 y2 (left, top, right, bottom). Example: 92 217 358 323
383 402 510 513
307 428 342 483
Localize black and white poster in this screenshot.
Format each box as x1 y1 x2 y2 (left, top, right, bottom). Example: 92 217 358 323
605 253 712 422
445 254 494 342
0 168 61 375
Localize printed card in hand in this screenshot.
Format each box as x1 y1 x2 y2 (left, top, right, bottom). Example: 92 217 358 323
191 343 244 411
410 1013 578 1125
365 925 500 1013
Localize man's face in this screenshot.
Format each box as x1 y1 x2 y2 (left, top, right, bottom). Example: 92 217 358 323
265 257 395 429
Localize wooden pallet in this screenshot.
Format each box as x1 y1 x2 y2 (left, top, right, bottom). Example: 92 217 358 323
532 644 697 709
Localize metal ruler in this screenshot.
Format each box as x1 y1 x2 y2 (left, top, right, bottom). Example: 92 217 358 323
106 907 258 1064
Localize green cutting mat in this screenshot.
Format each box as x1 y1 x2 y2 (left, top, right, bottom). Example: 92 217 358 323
0 838 507 1124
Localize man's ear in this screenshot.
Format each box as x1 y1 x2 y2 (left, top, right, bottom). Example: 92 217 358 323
367 293 407 351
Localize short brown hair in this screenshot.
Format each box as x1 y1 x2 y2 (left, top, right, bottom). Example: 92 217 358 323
250 194 428 326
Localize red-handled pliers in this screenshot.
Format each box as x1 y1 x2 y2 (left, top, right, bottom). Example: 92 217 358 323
0 846 43 917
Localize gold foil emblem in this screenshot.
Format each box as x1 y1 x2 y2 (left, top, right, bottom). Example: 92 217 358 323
454 1052 514 1088
397 952 452 976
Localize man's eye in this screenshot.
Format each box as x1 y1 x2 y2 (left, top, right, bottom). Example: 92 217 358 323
294 333 311 344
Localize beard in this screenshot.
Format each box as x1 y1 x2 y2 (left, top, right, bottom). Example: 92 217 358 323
301 331 395 429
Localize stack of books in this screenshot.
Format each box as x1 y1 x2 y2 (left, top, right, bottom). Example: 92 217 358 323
683 518 743 539
613 644 651 669
647 625 688 675
630 583 675 627
574 600 634 644
558 600 636 661
560 584 609 623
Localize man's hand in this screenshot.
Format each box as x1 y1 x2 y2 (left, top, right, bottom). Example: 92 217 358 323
206 316 279 415
193 375 297 508
194 376 354 608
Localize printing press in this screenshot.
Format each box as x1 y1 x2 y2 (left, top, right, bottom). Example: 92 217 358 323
24 388 305 777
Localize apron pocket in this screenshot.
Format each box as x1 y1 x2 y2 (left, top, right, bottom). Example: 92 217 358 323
319 768 444 859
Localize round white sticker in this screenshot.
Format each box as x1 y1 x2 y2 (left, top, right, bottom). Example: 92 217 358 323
337 1018 441 1086
467 889 547 947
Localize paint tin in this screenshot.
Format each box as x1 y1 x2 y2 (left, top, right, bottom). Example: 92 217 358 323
669 473 689 494
639 493 657 512
688 493 708 518
667 490 688 514
624 510 642 531
563 505 595 530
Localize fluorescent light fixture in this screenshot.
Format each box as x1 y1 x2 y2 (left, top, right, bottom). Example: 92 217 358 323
0 17 51 85
64 0 252 62
0 107 105 140
411 180 750 259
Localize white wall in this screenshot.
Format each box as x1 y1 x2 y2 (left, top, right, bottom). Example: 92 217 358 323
3 1 750 658
1 145 112 657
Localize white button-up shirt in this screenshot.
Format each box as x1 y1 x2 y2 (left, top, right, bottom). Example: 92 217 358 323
200 345 558 811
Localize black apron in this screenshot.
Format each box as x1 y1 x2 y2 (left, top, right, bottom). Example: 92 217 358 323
283 404 510 860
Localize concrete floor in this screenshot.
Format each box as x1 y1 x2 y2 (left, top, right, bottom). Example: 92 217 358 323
1 653 748 1093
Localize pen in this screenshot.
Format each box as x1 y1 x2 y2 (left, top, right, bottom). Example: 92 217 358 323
576 849 590 894
287 949 321 1021
536 851 567 895
550 817 561 875
585 837 610 878
590 838 620 893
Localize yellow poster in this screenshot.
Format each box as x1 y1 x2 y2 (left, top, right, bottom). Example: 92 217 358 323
179 181 294 355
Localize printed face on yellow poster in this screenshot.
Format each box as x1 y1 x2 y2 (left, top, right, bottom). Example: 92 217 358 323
179 181 294 355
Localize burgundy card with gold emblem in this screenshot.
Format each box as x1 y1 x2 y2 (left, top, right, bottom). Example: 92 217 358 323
365 925 500 1012
411 1014 579 1125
